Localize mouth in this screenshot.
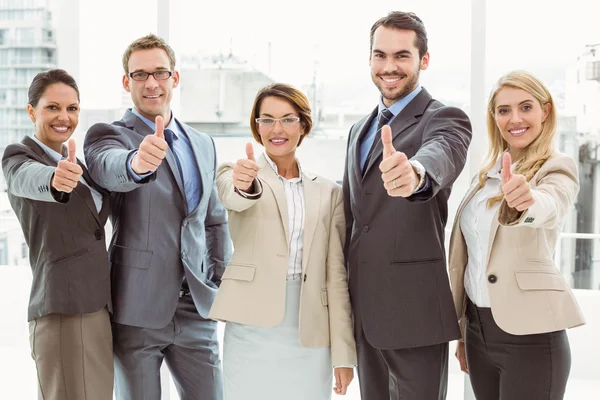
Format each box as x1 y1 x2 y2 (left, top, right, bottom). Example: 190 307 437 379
269 138 288 146
51 125 70 134
508 127 528 137
143 94 163 100
379 75 405 87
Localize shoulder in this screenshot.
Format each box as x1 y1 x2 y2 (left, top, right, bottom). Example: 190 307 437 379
2 142 36 163
538 151 577 177
424 99 470 120
307 172 343 196
87 121 127 136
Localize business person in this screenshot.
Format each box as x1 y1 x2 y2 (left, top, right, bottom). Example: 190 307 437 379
84 34 232 400
342 11 472 399
209 83 356 400
2 69 112 400
449 70 585 400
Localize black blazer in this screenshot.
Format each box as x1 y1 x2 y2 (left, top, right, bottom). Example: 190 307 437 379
2 136 111 321
342 88 472 349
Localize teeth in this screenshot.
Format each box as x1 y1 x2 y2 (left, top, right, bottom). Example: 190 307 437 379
510 128 527 134
382 77 401 83
53 126 68 132
145 95 160 99
271 139 286 143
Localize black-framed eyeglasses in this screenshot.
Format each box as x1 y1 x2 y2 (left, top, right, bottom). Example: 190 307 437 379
128 70 173 81
255 116 300 127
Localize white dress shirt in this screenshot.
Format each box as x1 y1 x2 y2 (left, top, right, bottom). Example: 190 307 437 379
32 136 103 213
460 157 514 308
264 154 305 281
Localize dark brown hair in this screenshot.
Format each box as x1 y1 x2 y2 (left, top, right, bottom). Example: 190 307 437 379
370 11 428 58
249 83 312 146
28 69 79 107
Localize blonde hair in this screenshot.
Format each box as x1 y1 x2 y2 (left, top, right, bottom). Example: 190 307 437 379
122 34 176 74
480 70 556 207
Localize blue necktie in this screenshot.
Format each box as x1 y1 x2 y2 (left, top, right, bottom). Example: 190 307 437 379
163 128 184 182
363 108 393 174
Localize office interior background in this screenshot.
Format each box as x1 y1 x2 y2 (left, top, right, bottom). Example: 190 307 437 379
0 0 598 398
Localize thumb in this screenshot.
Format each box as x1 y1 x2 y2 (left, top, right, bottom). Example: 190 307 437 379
154 115 164 139
381 125 395 157
502 152 512 184
67 138 77 163
246 142 255 162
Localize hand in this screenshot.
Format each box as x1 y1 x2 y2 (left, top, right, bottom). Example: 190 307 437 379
455 341 469 374
233 142 260 192
501 152 534 211
52 138 83 193
379 125 419 197
131 115 168 174
333 367 353 395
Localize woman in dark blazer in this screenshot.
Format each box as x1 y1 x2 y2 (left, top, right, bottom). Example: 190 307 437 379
1 69 113 400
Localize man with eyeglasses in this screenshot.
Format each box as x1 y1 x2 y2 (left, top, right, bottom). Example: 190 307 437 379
84 34 232 400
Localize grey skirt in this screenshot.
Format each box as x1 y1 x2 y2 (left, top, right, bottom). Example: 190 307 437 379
223 279 333 400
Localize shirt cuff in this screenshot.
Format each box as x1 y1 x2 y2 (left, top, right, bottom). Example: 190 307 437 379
334 365 356 369
126 150 153 182
413 175 430 194
234 179 262 199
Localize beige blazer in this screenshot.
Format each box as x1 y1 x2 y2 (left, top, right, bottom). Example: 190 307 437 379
209 154 357 367
449 152 585 338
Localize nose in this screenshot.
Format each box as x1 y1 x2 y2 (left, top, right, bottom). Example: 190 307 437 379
57 108 69 121
509 110 523 124
272 120 284 133
145 75 159 89
383 57 399 74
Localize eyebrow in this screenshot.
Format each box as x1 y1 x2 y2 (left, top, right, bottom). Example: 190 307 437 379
372 49 412 56
130 67 170 73
259 112 296 118
46 101 79 107
496 99 534 109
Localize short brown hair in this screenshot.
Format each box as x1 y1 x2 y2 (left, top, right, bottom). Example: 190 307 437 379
122 34 176 74
28 69 79 107
370 11 428 59
249 83 312 146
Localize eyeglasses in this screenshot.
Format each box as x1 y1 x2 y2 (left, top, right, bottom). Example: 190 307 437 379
128 71 173 81
255 116 300 127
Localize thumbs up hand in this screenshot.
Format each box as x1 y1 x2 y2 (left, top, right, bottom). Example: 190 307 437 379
379 125 419 197
131 115 168 174
52 138 83 193
501 152 534 211
233 142 260 192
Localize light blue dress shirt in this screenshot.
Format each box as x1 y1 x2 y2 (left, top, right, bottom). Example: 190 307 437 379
127 108 202 214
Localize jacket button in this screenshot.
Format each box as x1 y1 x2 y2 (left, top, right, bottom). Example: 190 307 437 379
362 225 369 232
488 274 497 283
95 229 104 240
303 274 307 282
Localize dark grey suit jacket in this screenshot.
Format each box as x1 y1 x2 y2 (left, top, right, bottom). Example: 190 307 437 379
2 136 111 321
84 110 232 329
343 88 472 349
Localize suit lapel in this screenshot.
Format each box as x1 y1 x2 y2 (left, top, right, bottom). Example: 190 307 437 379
301 173 320 274
448 178 480 270
258 154 290 243
352 109 377 184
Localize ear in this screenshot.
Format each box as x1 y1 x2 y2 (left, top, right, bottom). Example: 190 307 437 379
172 71 180 89
122 74 131 93
26 104 36 123
420 52 430 71
542 102 551 122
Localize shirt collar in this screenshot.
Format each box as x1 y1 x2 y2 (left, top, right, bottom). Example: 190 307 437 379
131 108 182 138
32 135 64 163
264 153 303 183
378 85 422 117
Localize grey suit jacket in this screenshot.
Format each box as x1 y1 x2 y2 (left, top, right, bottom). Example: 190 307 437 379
84 109 232 329
342 88 472 349
2 136 111 321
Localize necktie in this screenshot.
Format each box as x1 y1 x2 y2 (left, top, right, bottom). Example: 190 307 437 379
363 108 393 173
163 128 184 182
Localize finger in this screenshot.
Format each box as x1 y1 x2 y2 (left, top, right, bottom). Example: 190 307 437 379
235 172 256 183
340 381 349 395
237 159 260 172
502 152 512 184
141 141 168 159
514 197 535 212
381 125 395 158
67 138 77 163
138 153 163 169
379 151 407 174
154 115 165 138
145 135 168 151
246 142 255 162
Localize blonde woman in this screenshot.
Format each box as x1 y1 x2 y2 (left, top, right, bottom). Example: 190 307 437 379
209 83 356 400
449 70 585 400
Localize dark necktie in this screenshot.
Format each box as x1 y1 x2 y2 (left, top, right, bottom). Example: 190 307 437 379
363 108 393 173
163 128 184 182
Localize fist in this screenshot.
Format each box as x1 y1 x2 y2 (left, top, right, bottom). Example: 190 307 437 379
52 138 83 193
131 115 168 174
501 152 534 211
233 143 260 192
379 125 419 197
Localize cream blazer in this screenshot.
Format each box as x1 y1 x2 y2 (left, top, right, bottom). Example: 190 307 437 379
209 154 357 367
449 152 585 337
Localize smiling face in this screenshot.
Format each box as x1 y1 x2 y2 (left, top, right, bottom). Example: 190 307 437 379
123 47 179 122
493 86 550 159
369 26 429 107
256 96 305 162
27 83 80 153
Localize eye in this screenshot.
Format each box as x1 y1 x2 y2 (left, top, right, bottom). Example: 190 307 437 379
373 53 384 59
260 118 274 125
282 117 297 124
47 105 57 110
68 106 79 112
522 104 532 112
497 108 509 115
132 72 148 80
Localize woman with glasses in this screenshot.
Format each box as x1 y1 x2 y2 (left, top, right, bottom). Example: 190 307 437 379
2 69 113 399
449 70 585 399
209 83 356 399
